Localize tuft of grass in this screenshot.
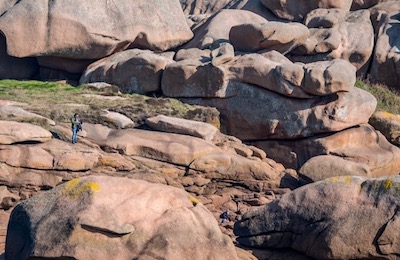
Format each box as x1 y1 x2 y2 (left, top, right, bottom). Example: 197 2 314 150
355 79 400 114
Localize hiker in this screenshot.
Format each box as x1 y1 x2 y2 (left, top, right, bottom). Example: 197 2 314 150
220 209 229 223
70 113 82 144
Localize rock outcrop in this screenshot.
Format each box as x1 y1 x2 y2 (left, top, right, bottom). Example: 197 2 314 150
369 3 400 90
181 82 376 140
80 49 174 94
6 176 238 260
0 0 193 72
260 0 353 22
234 176 400 259
0 121 52 144
289 9 374 76
253 124 400 176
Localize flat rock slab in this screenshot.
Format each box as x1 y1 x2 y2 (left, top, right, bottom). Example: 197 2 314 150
0 120 52 144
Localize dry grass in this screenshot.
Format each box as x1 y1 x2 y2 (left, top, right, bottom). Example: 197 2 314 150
0 80 220 127
355 79 400 114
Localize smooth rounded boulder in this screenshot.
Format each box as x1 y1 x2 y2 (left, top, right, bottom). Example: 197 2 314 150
6 176 238 260
183 9 268 49
80 49 174 94
0 121 52 144
0 0 193 60
229 22 309 54
234 175 400 259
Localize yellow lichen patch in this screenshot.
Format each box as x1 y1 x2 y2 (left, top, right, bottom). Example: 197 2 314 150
383 179 393 191
326 176 354 184
64 178 100 199
189 195 199 206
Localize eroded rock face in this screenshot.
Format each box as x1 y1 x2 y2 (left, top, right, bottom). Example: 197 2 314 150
0 0 193 60
6 176 238 260
0 34 38 80
253 124 400 176
80 49 174 94
369 111 400 146
229 22 309 54
290 9 374 76
181 82 376 140
234 176 400 259
183 9 268 49
0 121 52 144
370 8 400 90
146 115 219 141
229 54 356 98
260 0 352 22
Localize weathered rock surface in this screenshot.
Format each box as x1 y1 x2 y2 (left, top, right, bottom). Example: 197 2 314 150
146 115 219 141
182 82 376 140
370 7 400 90
229 54 355 98
253 124 400 176
0 121 52 144
183 9 268 49
104 128 222 166
229 22 309 54
351 0 392 10
234 175 400 259
162 59 229 98
80 49 174 94
290 9 374 76
0 105 55 126
0 139 100 171
260 0 352 22
299 155 370 181
99 110 135 129
6 176 238 260
0 35 38 80
0 0 193 60
369 111 400 146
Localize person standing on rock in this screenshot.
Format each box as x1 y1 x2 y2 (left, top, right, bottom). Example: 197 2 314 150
70 113 82 144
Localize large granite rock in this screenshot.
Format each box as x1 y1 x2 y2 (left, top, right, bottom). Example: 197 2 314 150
6 176 238 260
229 54 356 98
0 34 38 80
0 121 52 144
252 124 400 176
0 0 193 60
80 49 174 94
183 9 268 49
260 0 352 22
146 115 219 141
369 111 400 146
234 175 400 259
229 22 309 54
0 139 101 171
290 9 374 76
369 6 400 90
103 128 222 166
180 82 376 140
351 0 392 10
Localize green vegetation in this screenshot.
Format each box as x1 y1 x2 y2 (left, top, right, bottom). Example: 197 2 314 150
355 79 400 114
0 80 219 128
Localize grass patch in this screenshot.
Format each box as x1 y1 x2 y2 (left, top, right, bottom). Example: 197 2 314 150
355 79 400 114
0 80 220 128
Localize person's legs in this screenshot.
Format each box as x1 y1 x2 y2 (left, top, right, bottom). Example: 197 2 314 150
72 127 78 143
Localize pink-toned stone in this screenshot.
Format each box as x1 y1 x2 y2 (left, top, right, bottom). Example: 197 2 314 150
0 121 52 144
6 176 238 259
